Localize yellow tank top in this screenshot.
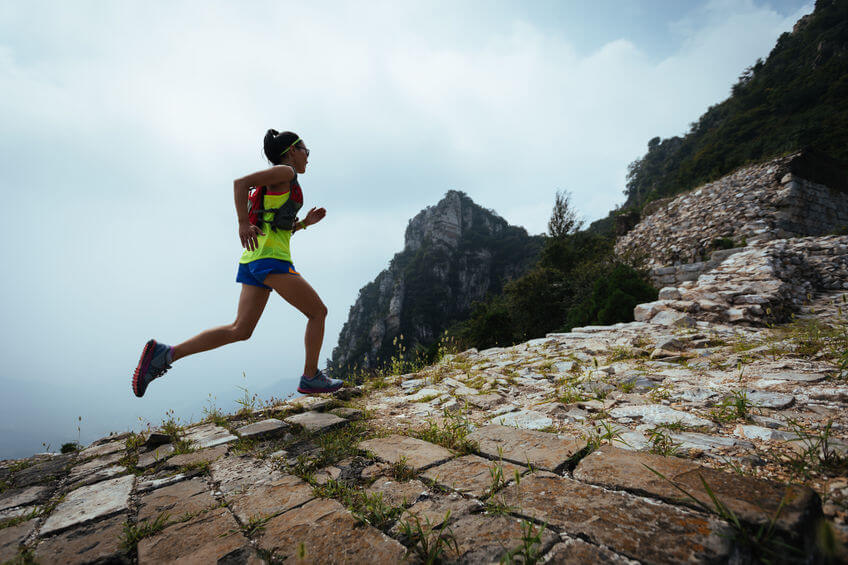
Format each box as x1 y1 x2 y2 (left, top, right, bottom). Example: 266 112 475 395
239 191 293 263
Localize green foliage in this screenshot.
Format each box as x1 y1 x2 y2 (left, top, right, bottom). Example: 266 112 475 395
413 407 477 455
120 512 170 552
623 1 848 209
398 511 459 565
60 442 81 454
501 520 549 565
783 418 848 479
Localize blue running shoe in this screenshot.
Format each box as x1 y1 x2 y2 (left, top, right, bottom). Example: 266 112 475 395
297 370 343 394
133 339 173 398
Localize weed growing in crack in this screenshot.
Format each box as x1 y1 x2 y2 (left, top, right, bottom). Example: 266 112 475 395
352 491 404 530
240 514 271 537
398 511 459 565
120 512 170 552
647 427 682 457
782 419 848 478
388 456 416 482
414 407 477 455
709 389 755 423
643 464 800 562
501 520 548 565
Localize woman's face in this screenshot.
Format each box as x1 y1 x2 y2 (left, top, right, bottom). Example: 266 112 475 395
290 143 309 173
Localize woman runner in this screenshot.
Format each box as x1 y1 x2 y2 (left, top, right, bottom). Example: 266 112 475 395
132 130 343 397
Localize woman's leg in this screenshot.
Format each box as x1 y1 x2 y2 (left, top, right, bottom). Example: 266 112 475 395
262 273 327 376
171 284 271 362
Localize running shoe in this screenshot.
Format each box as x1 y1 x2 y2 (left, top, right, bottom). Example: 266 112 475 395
133 339 172 397
297 370 344 394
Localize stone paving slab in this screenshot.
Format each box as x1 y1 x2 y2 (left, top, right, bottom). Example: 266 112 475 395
397 494 481 531
164 444 228 469
467 424 585 471
257 498 407 562
573 445 819 538
67 464 127 491
610 404 715 429
137 477 217 523
0 485 51 513
365 478 429 507
137 472 192 493
284 410 347 433
0 519 37 563
136 444 175 469
490 409 553 430
330 407 363 420
227 474 315 523
235 418 288 439
421 454 526 497
181 423 238 449
546 537 640 564
137 507 258 564
12 454 73 488
40 474 135 535
446 513 559 563
464 393 505 409
209 455 284 495
498 473 733 564
34 512 128 565
79 439 125 460
359 435 453 470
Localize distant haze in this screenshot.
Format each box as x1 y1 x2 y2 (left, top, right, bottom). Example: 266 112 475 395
0 0 812 458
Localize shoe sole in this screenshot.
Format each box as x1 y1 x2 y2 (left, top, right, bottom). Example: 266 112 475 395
297 384 343 395
133 339 156 397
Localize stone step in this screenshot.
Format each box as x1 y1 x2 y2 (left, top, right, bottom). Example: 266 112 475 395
467 424 585 471
359 435 453 471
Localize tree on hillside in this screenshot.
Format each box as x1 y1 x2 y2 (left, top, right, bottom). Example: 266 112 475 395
547 190 584 238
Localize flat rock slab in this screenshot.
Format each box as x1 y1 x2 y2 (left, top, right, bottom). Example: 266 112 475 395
359 435 453 470
609 404 714 429
467 424 584 471
573 445 819 538
398 494 480 531
464 393 504 409
669 431 752 451
67 464 127 490
421 454 525 497
366 478 428 507
284 411 347 433
746 391 795 409
209 455 284 494
35 512 128 565
137 472 193 493
0 485 51 513
490 409 553 430
761 371 826 382
12 454 73 488
79 439 125 460
164 444 228 469
137 507 257 564
41 474 134 535
228 474 315 522
235 418 288 439
182 423 238 449
330 407 363 420
546 537 640 564
445 512 558 563
499 473 733 564
137 477 217 523
0 519 36 563
257 498 407 562
136 444 175 469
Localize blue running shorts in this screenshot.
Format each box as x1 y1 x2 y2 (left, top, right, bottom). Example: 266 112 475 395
236 259 300 289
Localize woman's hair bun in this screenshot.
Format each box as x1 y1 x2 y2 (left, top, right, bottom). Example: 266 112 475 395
263 129 300 165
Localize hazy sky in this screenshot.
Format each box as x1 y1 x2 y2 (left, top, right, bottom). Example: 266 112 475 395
0 0 812 458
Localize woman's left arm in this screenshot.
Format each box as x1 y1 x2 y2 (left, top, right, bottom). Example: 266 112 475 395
294 207 326 233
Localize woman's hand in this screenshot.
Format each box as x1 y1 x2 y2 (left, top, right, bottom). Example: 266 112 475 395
303 207 326 227
239 221 265 251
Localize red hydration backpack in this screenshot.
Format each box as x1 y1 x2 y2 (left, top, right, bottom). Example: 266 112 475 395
247 174 304 232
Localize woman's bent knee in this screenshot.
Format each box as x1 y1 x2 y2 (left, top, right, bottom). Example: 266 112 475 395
308 303 328 320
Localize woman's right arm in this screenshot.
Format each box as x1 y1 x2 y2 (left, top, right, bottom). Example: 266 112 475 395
234 166 296 250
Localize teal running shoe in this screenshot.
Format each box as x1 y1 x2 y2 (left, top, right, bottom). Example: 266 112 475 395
133 339 172 397
297 370 343 394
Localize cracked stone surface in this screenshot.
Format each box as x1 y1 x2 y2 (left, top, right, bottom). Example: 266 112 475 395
499 473 734 563
137 477 217 523
256 498 407 562
546 537 641 564
444 513 559 563
421 454 526 497
0 519 36 563
227 474 315 522
467 424 585 471
164 444 228 469
40 474 134 535
365 477 429 507
34 513 128 565
235 418 288 439
137 507 257 564
359 435 453 470
209 455 284 494
573 445 819 538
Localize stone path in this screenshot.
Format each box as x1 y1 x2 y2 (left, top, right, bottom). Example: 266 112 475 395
1 293 847 562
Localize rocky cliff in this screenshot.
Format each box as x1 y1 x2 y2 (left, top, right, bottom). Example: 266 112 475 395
331 190 542 372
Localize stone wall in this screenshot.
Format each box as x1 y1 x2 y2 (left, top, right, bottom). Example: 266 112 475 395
616 152 848 271
634 235 848 327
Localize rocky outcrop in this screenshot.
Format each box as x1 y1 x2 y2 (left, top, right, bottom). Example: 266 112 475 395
616 152 848 272
332 190 542 371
